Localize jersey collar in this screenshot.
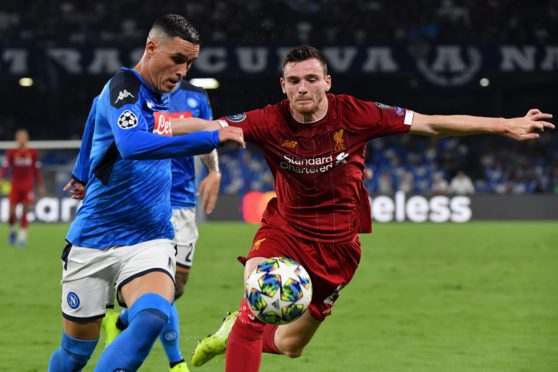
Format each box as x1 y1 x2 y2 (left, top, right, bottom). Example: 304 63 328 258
121 67 163 99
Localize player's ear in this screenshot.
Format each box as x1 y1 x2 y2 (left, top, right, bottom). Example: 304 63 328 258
280 77 286 94
146 39 157 57
325 75 332 92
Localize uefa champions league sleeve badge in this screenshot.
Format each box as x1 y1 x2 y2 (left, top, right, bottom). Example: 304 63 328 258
117 110 139 129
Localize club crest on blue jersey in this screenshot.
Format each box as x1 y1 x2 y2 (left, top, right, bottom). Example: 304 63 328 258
187 98 199 108
67 292 80 309
226 113 247 122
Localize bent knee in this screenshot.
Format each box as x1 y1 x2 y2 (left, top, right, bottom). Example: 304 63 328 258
174 282 184 300
174 271 189 300
282 348 304 358
280 342 305 358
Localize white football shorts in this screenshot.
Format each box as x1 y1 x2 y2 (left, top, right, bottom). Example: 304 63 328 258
60 239 176 321
171 208 199 269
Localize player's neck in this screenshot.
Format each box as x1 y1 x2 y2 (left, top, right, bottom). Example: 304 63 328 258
290 100 328 124
134 63 159 94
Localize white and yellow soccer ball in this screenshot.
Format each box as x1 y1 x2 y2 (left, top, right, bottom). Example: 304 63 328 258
245 257 312 325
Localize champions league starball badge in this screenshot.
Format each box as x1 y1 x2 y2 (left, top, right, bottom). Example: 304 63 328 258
117 110 139 129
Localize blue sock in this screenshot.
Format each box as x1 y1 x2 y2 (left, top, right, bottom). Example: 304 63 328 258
94 293 171 371
118 307 130 328
159 303 184 365
48 331 98 372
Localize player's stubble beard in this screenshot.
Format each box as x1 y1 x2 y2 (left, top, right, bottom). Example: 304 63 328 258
292 94 328 124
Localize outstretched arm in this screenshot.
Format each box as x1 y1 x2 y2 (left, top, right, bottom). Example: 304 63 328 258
172 117 224 135
410 109 554 140
197 149 221 214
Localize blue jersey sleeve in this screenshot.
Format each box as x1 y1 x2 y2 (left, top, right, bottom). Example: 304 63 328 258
108 104 219 160
72 96 98 184
199 92 213 120
116 127 220 160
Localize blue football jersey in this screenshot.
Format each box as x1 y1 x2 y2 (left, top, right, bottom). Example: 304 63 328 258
66 68 220 248
72 96 98 184
169 81 213 210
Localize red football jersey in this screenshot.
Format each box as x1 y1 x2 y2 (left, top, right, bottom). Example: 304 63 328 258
223 94 412 243
0 148 42 190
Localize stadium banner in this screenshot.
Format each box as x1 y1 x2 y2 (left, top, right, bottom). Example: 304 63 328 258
0 197 82 223
1 45 557 86
2 193 557 223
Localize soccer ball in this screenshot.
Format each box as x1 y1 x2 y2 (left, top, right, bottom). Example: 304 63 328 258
245 257 312 325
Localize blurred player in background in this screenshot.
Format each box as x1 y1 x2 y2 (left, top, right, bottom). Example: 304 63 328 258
101 81 221 372
172 45 554 372
0 129 44 247
48 14 244 372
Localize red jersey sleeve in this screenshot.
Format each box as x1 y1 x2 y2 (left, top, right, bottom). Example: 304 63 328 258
338 95 412 141
219 105 277 145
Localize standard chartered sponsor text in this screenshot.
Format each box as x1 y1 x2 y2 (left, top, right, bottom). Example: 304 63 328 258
279 154 336 174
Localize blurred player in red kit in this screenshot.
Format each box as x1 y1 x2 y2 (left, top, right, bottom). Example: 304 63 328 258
0 129 44 247
173 45 554 371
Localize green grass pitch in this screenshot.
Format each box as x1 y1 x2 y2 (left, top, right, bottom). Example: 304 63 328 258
1 222 557 371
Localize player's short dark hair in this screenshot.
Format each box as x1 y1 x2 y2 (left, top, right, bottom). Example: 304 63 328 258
282 45 328 76
151 14 200 44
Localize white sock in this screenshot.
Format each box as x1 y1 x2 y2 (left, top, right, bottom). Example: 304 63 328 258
17 228 27 244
